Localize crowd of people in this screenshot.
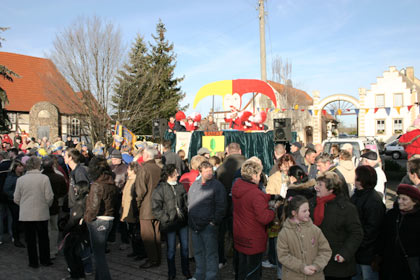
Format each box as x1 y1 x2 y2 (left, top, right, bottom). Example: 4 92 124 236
1 131 420 280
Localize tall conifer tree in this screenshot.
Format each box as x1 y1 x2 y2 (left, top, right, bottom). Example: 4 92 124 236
113 20 185 135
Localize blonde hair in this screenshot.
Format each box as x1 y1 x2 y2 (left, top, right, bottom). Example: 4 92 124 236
191 155 206 170
241 159 263 181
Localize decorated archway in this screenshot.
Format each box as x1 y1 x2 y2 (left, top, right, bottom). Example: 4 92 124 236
311 93 360 144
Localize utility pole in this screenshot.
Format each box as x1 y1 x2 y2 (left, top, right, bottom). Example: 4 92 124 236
259 0 267 82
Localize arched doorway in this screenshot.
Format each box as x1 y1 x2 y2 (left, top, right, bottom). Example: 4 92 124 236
312 94 360 143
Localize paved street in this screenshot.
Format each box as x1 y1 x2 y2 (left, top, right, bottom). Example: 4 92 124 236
0 233 278 280
0 179 401 280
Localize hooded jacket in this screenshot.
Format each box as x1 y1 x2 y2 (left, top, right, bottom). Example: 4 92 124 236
277 218 332 280
336 160 355 193
232 178 275 255
286 179 317 215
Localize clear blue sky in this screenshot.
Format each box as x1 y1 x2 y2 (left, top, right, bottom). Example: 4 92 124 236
2 0 420 124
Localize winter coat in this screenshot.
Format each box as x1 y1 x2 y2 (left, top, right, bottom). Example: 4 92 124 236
266 171 289 197
84 173 118 223
0 159 12 203
300 159 318 180
162 151 183 175
121 173 136 223
232 178 275 255
336 160 355 193
318 193 364 278
286 180 317 215
68 164 90 210
14 170 54 221
216 153 246 191
380 205 420 280
43 169 67 215
277 218 332 280
111 162 128 190
350 188 385 264
188 177 226 232
63 182 89 237
292 151 304 167
3 172 19 201
151 181 188 232
135 160 161 219
179 169 199 192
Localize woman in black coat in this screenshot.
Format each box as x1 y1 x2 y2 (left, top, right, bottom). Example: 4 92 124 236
380 184 420 280
314 171 364 280
152 164 191 280
351 165 385 280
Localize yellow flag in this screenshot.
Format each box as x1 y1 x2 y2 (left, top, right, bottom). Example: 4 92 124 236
294 104 299 110
337 109 342 115
365 108 369 114
396 107 401 114
314 110 319 116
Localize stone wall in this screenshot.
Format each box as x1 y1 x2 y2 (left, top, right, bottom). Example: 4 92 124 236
29 101 59 140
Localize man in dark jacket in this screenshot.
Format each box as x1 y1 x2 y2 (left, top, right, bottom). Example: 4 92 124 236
350 165 385 279
300 147 318 180
42 156 67 258
109 149 129 246
64 148 90 210
316 153 350 198
135 147 162 268
189 161 226 280
291 142 304 166
215 142 246 267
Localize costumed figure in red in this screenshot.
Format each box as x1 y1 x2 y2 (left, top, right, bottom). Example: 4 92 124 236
399 115 420 159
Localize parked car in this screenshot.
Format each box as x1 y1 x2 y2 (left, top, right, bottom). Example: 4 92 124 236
384 140 407 159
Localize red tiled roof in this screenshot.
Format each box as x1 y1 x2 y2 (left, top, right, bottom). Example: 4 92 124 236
267 80 313 106
0 52 83 114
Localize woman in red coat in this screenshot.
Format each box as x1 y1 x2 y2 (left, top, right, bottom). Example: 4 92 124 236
232 159 276 279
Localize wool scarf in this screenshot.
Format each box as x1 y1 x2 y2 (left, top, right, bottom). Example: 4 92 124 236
314 194 336 226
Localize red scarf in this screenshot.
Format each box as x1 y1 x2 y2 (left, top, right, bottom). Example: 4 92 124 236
314 194 336 226
168 122 175 130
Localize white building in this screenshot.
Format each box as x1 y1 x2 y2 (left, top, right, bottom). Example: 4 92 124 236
360 66 419 142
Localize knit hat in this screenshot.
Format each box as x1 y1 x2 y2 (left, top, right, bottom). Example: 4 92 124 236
197 147 210 156
361 151 377 161
342 143 353 151
110 149 122 159
397 184 420 202
291 142 302 149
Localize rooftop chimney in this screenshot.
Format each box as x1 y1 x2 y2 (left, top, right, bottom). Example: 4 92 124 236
406 66 414 81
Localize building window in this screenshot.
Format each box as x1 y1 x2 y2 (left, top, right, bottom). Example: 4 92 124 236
70 118 80 136
393 119 403 134
375 94 385 107
394 93 403 107
376 119 385 134
7 112 17 131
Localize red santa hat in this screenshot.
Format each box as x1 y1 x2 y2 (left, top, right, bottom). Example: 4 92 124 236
190 112 202 123
175 111 186 121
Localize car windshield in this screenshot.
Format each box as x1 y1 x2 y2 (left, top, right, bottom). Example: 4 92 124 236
323 142 361 158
